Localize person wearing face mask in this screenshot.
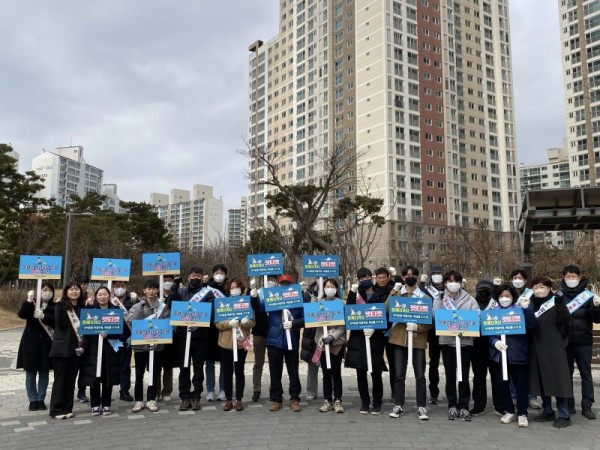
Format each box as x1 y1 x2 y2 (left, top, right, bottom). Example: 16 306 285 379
17 282 55 411
560 265 600 419
469 279 502 416
301 279 347 413
345 268 389 415
433 270 479 422
487 285 536 428
386 265 433 421
155 274 177 403
423 264 444 405
111 280 135 402
528 276 573 428
249 275 275 402
304 280 321 403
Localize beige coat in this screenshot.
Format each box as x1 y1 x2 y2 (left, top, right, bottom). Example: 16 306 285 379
386 286 432 349
216 318 255 350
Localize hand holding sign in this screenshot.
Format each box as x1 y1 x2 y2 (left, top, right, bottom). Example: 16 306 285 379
322 335 335 345
363 328 374 337
520 297 530 309
283 320 292 330
229 319 239 328
406 322 417 332
27 290 35 302
34 308 44 319
494 340 508 351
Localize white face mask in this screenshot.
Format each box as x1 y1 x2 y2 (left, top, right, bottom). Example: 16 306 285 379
230 288 242 297
214 274 225 283
324 288 337 298
565 279 579 288
512 279 525 289
446 282 461 293
41 291 53 301
266 281 277 288
114 287 126 297
431 274 443 284
533 287 550 298
499 296 513 307
163 282 173 291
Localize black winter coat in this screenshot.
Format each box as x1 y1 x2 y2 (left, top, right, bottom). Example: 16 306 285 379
49 301 82 358
17 301 53 372
561 279 600 346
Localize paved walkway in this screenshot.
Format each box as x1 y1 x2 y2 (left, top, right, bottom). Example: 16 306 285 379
1 327 599 449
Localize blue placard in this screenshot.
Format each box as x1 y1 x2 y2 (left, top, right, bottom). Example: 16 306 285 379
389 296 433 324
91 258 131 281
304 300 345 328
18 255 62 280
246 253 284 277
262 284 304 312
302 255 340 278
141 252 180 276
480 308 526 336
80 309 124 335
131 318 173 345
434 309 480 337
169 301 212 327
214 296 254 322
344 303 388 330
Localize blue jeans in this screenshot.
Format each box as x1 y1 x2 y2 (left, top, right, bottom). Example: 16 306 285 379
205 360 224 394
25 370 49 402
542 395 570 419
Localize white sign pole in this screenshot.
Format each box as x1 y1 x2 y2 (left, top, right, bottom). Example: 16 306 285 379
407 330 414 368
233 327 238 363
283 309 293 350
36 279 42 309
455 335 463 382
184 327 191 368
365 335 373 373
96 335 104 378
148 347 155 386
501 334 508 381
107 280 113 291
323 325 331 369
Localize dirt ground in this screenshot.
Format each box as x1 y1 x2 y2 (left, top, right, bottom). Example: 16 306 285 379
0 308 24 330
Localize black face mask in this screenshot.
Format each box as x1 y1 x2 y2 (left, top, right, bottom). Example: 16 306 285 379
189 279 202 289
404 277 417 287
478 289 492 301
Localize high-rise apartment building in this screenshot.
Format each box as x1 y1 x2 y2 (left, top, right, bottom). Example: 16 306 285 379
31 146 104 207
150 184 224 251
519 146 571 195
227 196 247 246
560 0 600 187
247 0 519 267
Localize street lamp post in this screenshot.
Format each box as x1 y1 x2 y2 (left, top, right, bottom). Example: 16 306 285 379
63 212 94 283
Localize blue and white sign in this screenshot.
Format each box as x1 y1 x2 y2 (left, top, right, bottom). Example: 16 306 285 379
80 309 124 335
141 252 180 276
304 300 345 328
247 253 284 277
18 255 62 280
91 258 131 281
131 319 173 345
434 309 480 337
169 301 212 327
480 308 526 336
262 284 304 312
389 296 433 325
344 303 388 331
214 296 254 322
302 255 340 278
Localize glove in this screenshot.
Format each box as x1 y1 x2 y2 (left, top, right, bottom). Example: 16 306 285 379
249 278 256 289
494 341 508 351
130 292 138 303
389 267 397 277
406 322 417 332
250 288 258 297
593 295 600 307
420 274 428 283
173 276 182 287
351 283 358 293
554 290 564 303
27 290 35 302
300 281 307 290
158 297 165 304
363 328 374 337
229 319 239 328
241 317 250 327
283 320 292 330
519 297 530 309
393 282 402 292
322 335 335 345
75 347 85 357
34 308 44 320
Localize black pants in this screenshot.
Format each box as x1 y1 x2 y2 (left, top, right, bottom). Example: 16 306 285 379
90 360 113 408
428 330 440 399
471 337 501 411
133 350 162 402
49 356 80 417
490 361 528 416
566 343 594 408
440 344 472 410
220 347 247 401
119 345 132 392
392 345 426 407
267 345 301 402
321 350 343 402
177 337 207 400
386 342 395 397
356 369 383 408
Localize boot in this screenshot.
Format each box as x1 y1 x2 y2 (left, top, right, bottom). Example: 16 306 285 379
582 406 596 420
223 400 234 411
290 399 302 412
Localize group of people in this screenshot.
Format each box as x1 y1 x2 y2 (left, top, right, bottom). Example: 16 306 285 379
17 262 599 429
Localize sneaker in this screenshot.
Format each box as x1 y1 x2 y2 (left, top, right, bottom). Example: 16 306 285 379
91 406 101 416
224 400 234 411
517 415 529 427
54 414 66 420
500 413 516 424
269 401 282 412
28 401 38 411
582 407 596 420
65 412 75 419
334 400 344 414
252 391 260 402
191 398 202 411
146 400 159 412
235 400 244 411
418 407 429 420
360 404 370 414
77 390 89 403
447 407 459 420
389 405 404 418
37 401 47 411
132 401 144 413
216 392 226 401
371 404 383 415
120 391 134 402
553 417 572 428
459 409 472 422
429 397 438 405
319 400 334 412
290 399 302 412
528 399 542 410
206 392 214 402
179 399 192 411
469 407 486 416
102 407 112 416
534 411 556 422
162 395 172 402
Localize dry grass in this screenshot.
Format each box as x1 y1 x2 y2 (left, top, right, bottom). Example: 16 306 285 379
0 307 24 330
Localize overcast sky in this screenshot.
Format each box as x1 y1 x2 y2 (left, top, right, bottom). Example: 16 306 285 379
1 0 563 212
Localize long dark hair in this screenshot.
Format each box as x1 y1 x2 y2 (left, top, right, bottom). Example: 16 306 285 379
95 286 112 306
60 281 84 310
